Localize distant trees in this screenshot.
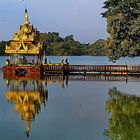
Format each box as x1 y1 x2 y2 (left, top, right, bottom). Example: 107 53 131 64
39 32 106 56
39 32 88 55
0 40 10 56
102 0 140 61
0 32 106 56
88 39 107 56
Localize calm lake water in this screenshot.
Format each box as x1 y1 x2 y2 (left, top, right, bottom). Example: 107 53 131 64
0 56 140 140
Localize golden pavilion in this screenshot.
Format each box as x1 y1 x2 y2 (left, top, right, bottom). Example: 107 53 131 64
3 8 44 78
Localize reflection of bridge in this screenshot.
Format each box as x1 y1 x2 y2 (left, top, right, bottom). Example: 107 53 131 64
44 75 140 83
43 64 140 75
4 75 140 87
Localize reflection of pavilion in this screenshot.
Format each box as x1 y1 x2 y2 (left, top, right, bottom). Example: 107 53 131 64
5 79 48 137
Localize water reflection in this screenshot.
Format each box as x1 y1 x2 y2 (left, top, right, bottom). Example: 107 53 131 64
3 75 140 139
105 87 140 140
5 79 48 137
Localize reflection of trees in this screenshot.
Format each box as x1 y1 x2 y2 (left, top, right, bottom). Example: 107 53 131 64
105 87 140 140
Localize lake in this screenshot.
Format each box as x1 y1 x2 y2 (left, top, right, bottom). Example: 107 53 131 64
0 56 140 140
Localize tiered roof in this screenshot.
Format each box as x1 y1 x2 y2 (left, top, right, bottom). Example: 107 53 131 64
5 9 43 54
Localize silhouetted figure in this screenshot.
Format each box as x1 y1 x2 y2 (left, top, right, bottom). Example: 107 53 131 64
61 59 64 64
23 56 27 65
6 59 10 66
65 58 69 65
45 57 47 64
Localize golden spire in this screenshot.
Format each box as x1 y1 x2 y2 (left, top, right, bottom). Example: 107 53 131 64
25 8 29 24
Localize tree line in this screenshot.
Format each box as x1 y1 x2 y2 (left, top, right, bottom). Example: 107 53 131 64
0 32 106 56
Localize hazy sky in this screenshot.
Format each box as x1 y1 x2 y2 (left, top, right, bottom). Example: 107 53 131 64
0 0 108 43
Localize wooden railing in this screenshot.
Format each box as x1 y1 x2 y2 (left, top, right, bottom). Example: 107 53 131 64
67 65 127 72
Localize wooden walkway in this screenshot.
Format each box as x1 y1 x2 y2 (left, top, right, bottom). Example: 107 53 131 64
3 64 140 79
43 64 140 75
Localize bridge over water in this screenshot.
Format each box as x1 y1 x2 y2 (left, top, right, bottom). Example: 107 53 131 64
3 64 140 79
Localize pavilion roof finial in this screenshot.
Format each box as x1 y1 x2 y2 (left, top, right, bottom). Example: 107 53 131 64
25 8 29 24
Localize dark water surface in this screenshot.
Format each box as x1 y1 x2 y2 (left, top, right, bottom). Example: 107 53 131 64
0 56 140 140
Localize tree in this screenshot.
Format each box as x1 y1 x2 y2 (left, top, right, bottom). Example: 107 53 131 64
0 32 106 56
39 32 88 56
0 40 11 56
102 0 140 61
88 39 107 56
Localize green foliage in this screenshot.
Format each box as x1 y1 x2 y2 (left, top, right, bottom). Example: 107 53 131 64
0 32 106 56
102 0 140 61
0 40 10 56
39 32 106 56
105 87 140 140
88 39 107 56
39 32 90 56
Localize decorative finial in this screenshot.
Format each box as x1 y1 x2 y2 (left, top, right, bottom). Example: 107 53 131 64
25 8 29 24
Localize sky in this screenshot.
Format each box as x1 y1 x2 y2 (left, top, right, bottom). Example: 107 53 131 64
0 0 108 43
